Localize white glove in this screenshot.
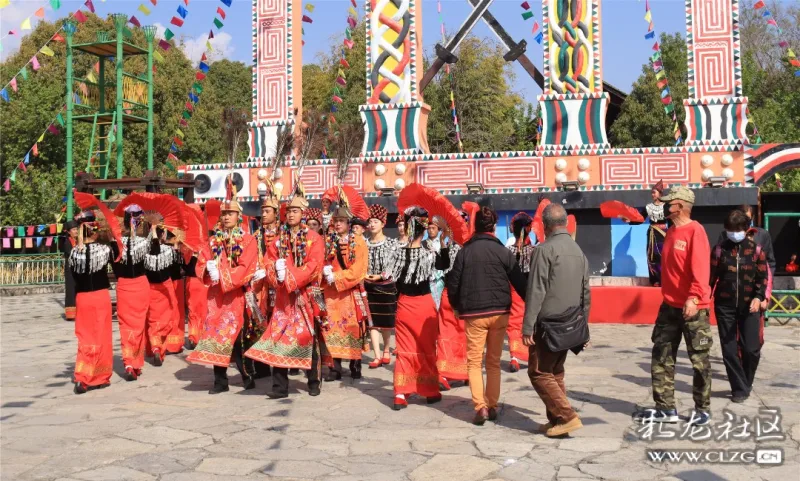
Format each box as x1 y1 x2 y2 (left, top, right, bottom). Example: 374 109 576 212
323 265 333 277
206 260 219 281
326 273 336 285
275 259 287 271
253 268 266 282
277 268 286 283
208 269 220 283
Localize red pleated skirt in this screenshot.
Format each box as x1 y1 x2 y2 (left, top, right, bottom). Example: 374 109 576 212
507 289 529 362
117 276 150 369
394 293 440 397
164 278 186 353
436 289 468 380
74 289 113 387
146 280 176 352
186 277 208 344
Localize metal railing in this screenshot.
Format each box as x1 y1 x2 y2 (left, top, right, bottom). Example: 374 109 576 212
767 290 800 325
0 254 64 286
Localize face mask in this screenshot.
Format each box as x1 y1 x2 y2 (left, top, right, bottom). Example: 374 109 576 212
726 231 746 243
662 203 674 219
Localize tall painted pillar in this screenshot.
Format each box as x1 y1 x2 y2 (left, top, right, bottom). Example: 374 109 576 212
248 0 303 159
360 0 430 154
538 0 609 152
683 0 748 146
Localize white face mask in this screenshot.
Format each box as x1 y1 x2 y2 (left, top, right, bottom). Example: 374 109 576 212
726 231 746 243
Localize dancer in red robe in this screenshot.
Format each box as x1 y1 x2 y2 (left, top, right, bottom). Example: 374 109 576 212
187 178 260 394
186 275 208 349
69 216 114 394
245 182 326 398
436 239 469 389
388 207 442 410
143 224 178 366
506 212 535 372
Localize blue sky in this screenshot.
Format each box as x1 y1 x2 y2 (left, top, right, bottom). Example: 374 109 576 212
2 0 690 98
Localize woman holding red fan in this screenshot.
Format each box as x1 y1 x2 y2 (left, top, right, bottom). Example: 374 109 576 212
644 181 668 286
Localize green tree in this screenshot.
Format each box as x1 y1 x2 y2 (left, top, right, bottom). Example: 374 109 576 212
0 14 252 224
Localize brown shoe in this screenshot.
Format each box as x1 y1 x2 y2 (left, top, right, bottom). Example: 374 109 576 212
545 417 583 437
473 408 489 426
488 407 498 421
537 422 552 433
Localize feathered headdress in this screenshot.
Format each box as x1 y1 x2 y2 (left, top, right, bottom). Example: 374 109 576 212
397 183 470 245
222 173 242 213
260 178 281 211
113 192 188 239
287 181 309 210
323 185 369 221
531 197 551 244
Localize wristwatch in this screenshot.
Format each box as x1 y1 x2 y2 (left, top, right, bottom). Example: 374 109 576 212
689 297 699 305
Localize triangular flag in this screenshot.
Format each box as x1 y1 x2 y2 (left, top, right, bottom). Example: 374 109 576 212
754 0 765 8
53 33 65 42
343 39 354 49
57 113 65 126
217 7 226 19
347 16 356 28
84 0 95 13
179 119 188 127
644 10 652 23
153 50 164 62
174 137 184 146
32 143 38 156
336 76 346 86
340 58 350 68
337 68 345 78
657 79 669 89
521 1 530 9
40 45 54 56
220 0 232 6
177 5 188 18
196 72 206 80
199 61 209 73
205 40 212 50
74 11 87 23
348 6 357 17
138 4 151 15
306 4 315 12
645 31 655 39
3 179 9 192
9 77 17 92
50 0 61 9
171 16 184 27
778 40 789 48
129 16 141 27
19 66 28 80
302 15 312 23
159 39 171 50
151 0 157 4
21 18 32 31
351 0 356 7
766 19 778 27
19 162 26 172
213 18 223 29
164 28 174 40
209 30 214 39
653 42 660 51
10 170 16 181
201 52 207 61
34 7 45 17
0 0 10 8
332 95 343 103
192 82 203 93
521 11 533 20
532 21 540 34
534 31 543 44
38 133 45 142
24 152 30 165
176 128 185 138
48 124 60 135
789 59 800 67
0 88 8 102
345 27 352 40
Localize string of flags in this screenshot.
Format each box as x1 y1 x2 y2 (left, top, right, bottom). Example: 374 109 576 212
438 0 463 152
753 0 800 77
2 105 66 193
1 0 97 101
327 0 358 124
302 3 315 46
520 2 542 45
644 0 682 145
0 222 65 250
162 0 229 171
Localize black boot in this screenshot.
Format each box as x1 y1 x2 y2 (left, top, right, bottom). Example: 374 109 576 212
74 382 87 394
243 376 256 390
350 359 362 379
289 368 301 376
209 366 229 394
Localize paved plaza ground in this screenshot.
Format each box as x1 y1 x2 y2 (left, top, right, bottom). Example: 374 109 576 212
1 293 798 481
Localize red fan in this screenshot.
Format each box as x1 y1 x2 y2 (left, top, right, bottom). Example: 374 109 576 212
567 215 577 236
397 183 470 245
181 204 206 252
461 201 480 242
187 203 208 234
600 200 644 223
113 192 188 235
73 190 124 261
531 198 551 244
321 185 369 220
204 199 221 230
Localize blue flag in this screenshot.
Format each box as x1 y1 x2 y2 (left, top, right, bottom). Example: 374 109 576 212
0 88 9 102
220 0 232 6
644 31 655 39
189 92 199 103
24 153 30 165
170 144 179 152
199 62 210 73
177 5 188 18
331 105 338 112
534 32 543 44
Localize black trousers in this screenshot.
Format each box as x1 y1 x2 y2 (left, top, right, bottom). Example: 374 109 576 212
272 334 323 395
213 327 257 390
330 358 362 376
715 304 763 397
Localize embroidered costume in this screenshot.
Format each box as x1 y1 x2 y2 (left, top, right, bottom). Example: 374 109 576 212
365 235 399 330
436 243 469 383
144 233 178 364
62 221 78 321
646 181 668 286
507 211 535 368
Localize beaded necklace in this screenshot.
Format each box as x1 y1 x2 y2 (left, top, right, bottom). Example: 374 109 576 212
326 229 357 264
279 223 309 267
210 225 245 265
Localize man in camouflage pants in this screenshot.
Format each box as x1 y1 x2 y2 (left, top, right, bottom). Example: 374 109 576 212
639 186 713 426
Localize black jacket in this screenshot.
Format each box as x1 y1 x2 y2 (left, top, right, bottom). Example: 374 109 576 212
446 233 527 318
717 226 775 272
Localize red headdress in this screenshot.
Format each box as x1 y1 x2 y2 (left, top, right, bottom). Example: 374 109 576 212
114 192 188 239
368 204 388 224
397 183 470 245
73 190 124 261
305 207 323 224
531 198 551 244
204 199 222 230
460 201 480 241
652 179 665 194
322 185 369 221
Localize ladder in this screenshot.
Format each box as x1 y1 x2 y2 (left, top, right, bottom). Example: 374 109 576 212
85 111 116 199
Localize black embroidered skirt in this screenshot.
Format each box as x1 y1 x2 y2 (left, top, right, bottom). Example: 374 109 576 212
364 280 397 329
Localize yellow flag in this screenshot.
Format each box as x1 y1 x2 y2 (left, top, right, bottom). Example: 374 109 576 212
87 71 97 83
305 4 314 12
206 40 212 50
40 45 55 56
14 238 22 249
0 0 10 9
176 128 185 138
38 133 45 142
21 17 32 30
57 223 63 232
138 4 151 15
644 10 652 23
348 7 357 17
153 50 164 62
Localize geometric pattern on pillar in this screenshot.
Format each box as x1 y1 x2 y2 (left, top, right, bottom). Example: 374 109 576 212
542 0 602 95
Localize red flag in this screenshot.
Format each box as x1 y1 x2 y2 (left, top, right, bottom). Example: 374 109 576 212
34 7 45 17
195 72 206 80
150 0 157 5
753 0 765 8
652 41 660 51
521 1 530 9
179 119 188 127
201 52 207 62
48 124 60 135
657 79 669 89
351 0 356 7
185 101 193 112
217 7 226 20
129 16 141 27
94 62 100 73
168 153 179 162
84 0 95 13
19 162 27 172
184 0 189 5
174 137 184 147
52 33 65 43
171 16 184 27
74 11 88 23
302 15 313 23
340 58 350 68
32 143 39 156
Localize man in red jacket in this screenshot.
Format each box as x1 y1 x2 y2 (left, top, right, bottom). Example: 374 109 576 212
637 186 713 427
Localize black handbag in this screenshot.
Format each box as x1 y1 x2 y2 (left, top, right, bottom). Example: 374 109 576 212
536 263 590 353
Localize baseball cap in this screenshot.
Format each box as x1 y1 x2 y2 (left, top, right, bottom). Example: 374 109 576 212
661 185 695 204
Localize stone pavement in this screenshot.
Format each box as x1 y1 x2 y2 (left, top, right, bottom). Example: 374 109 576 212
1 293 798 481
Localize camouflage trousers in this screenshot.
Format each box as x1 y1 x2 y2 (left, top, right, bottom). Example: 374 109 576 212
651 303 713 412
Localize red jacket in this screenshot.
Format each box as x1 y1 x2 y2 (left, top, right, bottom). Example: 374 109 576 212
660 221 711 309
